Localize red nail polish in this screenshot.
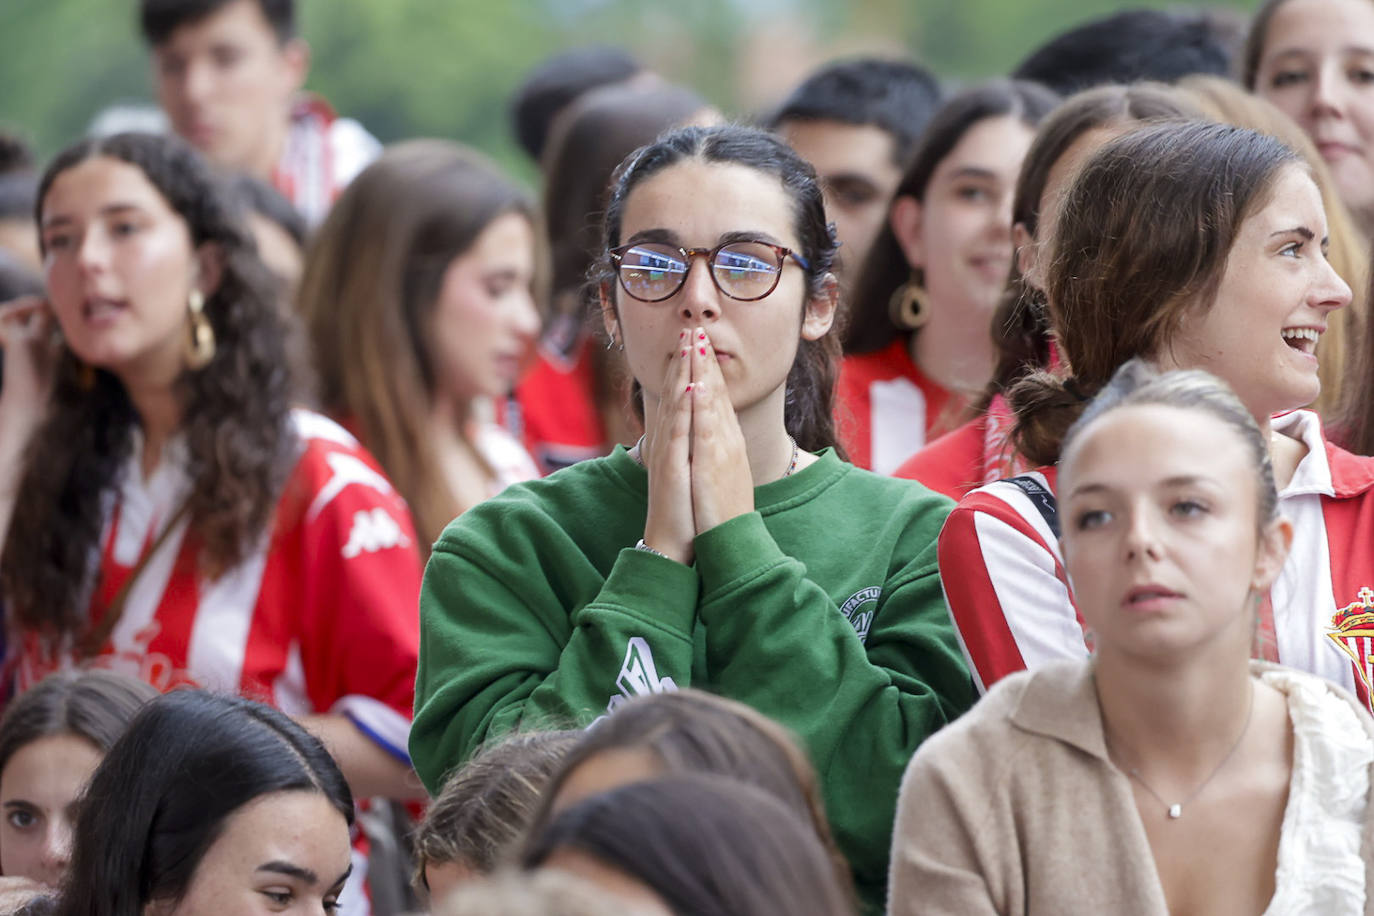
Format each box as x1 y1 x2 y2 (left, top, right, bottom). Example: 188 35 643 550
681 349 687 357
698 346 706 355
679 330 686 339
698 332 706 341
685 383 693 392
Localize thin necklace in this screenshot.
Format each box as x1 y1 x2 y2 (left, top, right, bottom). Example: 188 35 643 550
1120 681 1255 820
631 435 799 479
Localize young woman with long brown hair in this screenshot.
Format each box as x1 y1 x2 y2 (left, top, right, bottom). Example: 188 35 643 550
1244 0 1374 237
838 80 1057 473
298 139 542 547
893 83 1196 498
1180 73 1369 427
937 122 1374 717
0 132 420 808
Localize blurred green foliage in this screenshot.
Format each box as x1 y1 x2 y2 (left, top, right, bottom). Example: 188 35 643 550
0 0 1261 185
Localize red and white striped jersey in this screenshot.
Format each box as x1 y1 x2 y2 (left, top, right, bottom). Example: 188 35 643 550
11 409 422 762
272 94 381 226
938 410 1374 712
836 339 955 474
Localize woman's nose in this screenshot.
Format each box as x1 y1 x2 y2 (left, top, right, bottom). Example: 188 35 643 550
676 257 719 323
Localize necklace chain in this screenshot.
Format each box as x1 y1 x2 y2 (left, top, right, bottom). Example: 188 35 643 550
631 435 799 479
1120 681 1256 821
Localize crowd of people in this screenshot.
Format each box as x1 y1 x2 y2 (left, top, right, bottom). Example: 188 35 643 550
2 0 1374 913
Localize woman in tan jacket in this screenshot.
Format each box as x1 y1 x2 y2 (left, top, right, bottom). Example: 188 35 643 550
890 363 1374 915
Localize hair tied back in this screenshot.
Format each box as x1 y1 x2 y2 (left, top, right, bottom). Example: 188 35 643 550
1062 378 1094 403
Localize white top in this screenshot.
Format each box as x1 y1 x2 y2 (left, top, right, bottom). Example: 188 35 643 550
473 420 540 495
1265 667 1371 914
940 409 1374 705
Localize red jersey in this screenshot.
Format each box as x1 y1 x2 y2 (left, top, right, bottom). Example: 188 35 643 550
938 410 1374 713
836 339 953 473
516 321 609 473
12 410 422 761
271 94 381 226
895 393 1032 500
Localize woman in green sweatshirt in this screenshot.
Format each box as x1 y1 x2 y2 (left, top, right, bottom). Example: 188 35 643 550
410 124 974 908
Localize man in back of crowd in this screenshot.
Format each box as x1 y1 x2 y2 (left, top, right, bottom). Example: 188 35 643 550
509 45 643 170
771 57 942 288
140 0 379 224
1011 7 1241 94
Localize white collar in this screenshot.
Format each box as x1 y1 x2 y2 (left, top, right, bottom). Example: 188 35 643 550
1271 410 1333 499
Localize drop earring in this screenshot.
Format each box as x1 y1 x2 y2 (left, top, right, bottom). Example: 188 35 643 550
887 271 929 330
185 289 215 370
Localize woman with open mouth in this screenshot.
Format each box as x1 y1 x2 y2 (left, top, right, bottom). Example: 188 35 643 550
939 120 1374 719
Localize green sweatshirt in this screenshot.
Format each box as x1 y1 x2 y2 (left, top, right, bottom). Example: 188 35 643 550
411 446 974 909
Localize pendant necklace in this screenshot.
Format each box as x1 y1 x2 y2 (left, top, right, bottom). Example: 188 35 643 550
1122 681 1255 820
631 435 799 478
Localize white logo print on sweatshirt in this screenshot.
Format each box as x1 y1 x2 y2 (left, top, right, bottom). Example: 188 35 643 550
840 587 880 644
607 637 678 713
341 508 410 559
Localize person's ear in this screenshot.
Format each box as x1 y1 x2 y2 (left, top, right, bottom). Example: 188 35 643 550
1014 222 1044 291
598 281 621 348
279 38 310 95
193 242 225 299
801 272 839 341
888 194 924 270
1251 515 1294 594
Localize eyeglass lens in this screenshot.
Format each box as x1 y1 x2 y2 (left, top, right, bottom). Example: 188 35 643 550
617 242 783 301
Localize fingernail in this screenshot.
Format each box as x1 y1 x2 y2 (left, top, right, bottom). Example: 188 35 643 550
685 383 693 392
681 349 687 357
698 332 706 341
679 330 686 340
698 346 706 355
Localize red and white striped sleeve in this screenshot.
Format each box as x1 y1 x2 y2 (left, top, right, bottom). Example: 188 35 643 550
265 412 422 762
937 473 1089 694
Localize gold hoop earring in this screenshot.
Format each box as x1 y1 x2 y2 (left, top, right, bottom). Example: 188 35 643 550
185 289 215 370
888 273 928 331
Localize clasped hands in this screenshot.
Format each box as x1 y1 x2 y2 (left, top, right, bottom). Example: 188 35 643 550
640 326 754 565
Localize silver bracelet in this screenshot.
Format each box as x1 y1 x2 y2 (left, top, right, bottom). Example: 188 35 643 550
634 538 669 559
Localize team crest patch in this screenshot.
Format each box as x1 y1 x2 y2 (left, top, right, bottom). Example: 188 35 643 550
840 587 881 644
1328 586 1374 711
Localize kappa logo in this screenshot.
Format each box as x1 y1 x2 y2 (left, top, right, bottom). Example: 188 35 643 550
840 587 881 644
1328 586 1374 713
308 452 397 523
341 507 411 559
607 637 678 713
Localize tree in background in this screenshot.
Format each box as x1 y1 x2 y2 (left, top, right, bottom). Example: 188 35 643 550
0 0 1258 181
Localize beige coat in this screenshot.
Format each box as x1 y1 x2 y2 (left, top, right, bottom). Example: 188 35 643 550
887 660 1374 915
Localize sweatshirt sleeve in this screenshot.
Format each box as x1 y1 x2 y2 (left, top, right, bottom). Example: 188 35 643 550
410 520 700 793
692 509 974 896
937 482 1088 694
888 741 1004 916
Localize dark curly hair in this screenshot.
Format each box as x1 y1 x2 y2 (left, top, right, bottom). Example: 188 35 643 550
0 132 298 642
